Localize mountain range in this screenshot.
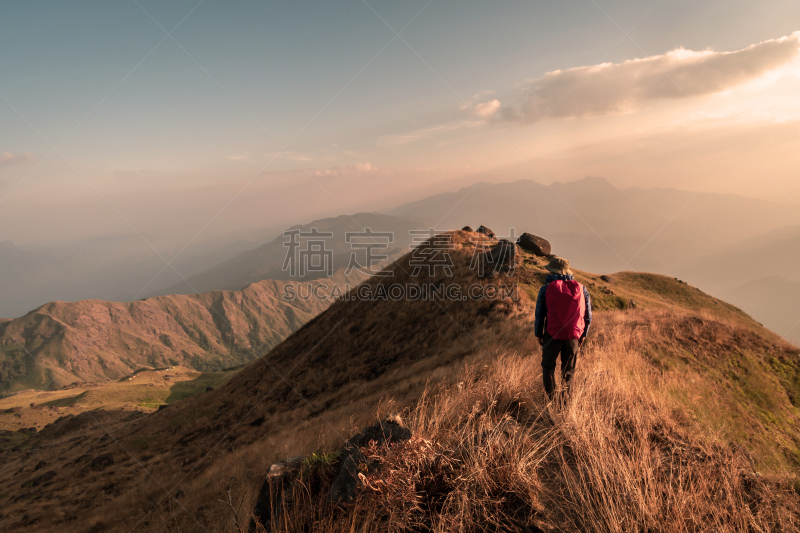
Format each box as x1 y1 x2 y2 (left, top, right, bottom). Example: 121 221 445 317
0 233 262 320
1 231 797 531
145 212 428 297
678 224 800 344
0 269 369 394
1 177 798 396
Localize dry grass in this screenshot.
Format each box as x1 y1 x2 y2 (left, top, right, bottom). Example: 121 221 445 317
247 311 800 533
2 234 798 532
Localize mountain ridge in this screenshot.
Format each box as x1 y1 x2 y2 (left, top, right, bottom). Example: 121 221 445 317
1 231 798 532
0 269 369 394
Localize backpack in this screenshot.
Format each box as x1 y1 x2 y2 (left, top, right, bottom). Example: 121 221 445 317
545 280 586 340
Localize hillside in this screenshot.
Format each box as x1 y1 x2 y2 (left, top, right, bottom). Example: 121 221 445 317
0 231 798 532
0 269 369 394
148 212 428 297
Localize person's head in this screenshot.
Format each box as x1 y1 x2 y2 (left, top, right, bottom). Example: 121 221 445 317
545 256 572 276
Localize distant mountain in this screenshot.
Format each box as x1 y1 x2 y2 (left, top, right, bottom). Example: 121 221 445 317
0 269 369 394
389 177 800 274
719 276 800 343
148 212 428 297
680 224 800 289
675 224 800 345
0 234 262 320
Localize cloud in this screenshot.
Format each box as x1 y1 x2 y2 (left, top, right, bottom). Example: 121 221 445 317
474 31 800 123
377 120 483 146
313 162 378 177
474 100 501 120
0 152 36 166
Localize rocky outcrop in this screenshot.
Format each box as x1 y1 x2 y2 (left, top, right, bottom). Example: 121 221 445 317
250 456 306 531
250 418 412 531
476 225 495 238
517 233 551 256
462 226 473 232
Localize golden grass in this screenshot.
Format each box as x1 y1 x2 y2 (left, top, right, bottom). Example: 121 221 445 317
242 310 800 532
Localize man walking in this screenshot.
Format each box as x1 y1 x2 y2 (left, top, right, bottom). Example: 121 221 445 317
534 256 593 401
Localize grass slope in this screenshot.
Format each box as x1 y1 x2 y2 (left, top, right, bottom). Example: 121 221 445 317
0 231 797 532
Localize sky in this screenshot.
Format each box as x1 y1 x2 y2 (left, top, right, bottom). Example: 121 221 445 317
1 0 800 247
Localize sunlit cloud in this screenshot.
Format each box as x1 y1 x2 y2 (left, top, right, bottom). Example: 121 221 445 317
313 162 378 177
474 100 501 120
0 152 36 166
474 31 800 123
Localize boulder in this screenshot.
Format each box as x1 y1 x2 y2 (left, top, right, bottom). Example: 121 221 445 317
461 226 473 232
250 456 306 531
517 233 551 256
329 418 411 503
476 225 495 238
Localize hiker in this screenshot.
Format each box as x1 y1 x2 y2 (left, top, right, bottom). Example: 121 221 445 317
534 256 592 401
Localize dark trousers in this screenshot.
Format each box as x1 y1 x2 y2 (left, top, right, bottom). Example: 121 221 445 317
541 332 580 400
